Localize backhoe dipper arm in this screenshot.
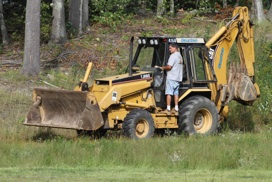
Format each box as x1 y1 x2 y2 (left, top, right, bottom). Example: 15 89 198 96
205 7 260 113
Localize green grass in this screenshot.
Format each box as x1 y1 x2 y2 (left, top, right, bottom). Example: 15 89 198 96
0 167 272 181
1 132 272 181
1 131 272 169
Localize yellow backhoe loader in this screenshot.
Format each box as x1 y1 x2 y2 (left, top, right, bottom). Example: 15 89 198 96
24 7 260 139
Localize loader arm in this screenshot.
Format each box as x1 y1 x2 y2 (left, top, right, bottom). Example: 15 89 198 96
205 7 260 119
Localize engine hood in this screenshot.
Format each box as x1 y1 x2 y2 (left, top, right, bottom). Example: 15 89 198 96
94 71 153 85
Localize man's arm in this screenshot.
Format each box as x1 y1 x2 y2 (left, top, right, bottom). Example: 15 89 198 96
161 65 172 70
155 65 172 70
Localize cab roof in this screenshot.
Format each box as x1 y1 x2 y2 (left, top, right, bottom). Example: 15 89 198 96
138 36 205 45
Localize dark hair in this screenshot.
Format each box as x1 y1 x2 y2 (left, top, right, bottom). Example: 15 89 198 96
169 43 178 49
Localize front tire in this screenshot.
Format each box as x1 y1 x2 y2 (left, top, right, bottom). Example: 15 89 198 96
123 109 155 139
178 96 219 135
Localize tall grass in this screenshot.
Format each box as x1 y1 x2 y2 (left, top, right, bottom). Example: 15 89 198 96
0 131 272 170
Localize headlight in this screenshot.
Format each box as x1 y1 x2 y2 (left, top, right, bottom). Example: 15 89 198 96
142 39 146 44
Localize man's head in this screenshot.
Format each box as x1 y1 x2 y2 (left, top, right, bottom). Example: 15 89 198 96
169 43 179 54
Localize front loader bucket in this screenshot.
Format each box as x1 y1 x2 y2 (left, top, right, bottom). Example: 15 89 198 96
24 88 104 130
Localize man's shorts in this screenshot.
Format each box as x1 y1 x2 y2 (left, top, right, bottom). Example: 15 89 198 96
165 79 180 96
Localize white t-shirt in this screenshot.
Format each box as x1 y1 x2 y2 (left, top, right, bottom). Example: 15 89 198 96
166 51 183 82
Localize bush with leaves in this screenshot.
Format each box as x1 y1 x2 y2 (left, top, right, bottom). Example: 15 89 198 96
91 0 134 29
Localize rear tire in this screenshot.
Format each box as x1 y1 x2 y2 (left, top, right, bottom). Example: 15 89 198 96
123 109 155 139
178 96 219 135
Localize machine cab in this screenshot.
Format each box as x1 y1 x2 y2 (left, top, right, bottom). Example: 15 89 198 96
132 37 216 107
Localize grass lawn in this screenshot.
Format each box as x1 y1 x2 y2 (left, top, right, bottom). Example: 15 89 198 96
1 167 272 182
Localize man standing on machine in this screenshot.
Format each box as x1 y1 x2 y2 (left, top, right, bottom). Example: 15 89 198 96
158 43 183 116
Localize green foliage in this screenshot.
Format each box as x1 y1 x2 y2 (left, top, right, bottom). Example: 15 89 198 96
65 22 77 39
94 11 132 31
197 0 214 10
225 103 255 132
155 16 171 25
181 12 194 24
92 0 133 14
163 27 181 36
140 30 153 37
251 24 272 127
40 2 52 42
3 1 25 42
121 35 130 41
91 0 134 30
41 42 64 58
204 25 211 41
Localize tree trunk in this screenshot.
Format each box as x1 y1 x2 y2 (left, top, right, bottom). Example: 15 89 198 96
223 0 228 8
22 0 41 76
253 0 266 23
170 0 174 16
267 0 272 22
82 0 89 28
156 0 165 18
69 0 86 34
138 0 146 15
51 0 67 43
0 0 9 45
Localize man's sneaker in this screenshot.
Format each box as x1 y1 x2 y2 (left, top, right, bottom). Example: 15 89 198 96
162 109 171 116
175 110 179 116
172 109 179 116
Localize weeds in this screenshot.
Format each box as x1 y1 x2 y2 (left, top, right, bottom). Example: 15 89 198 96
181 12 195 24
0 131 272 170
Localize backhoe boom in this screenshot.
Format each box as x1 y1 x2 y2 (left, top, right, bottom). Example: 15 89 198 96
205 7 259 118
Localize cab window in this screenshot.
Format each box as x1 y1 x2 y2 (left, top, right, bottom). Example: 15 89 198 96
134 43 166 69
190 47 206 81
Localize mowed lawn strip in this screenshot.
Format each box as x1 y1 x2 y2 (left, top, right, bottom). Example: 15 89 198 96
0 167 272 182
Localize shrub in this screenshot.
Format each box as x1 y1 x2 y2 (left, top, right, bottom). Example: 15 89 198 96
91 0 135 30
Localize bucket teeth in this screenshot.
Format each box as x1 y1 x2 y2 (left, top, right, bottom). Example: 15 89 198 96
222 63 257 104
